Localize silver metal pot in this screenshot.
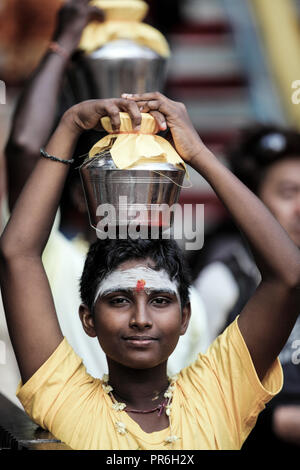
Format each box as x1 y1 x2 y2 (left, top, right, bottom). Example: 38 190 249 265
67 39 168 102
79 150 185 232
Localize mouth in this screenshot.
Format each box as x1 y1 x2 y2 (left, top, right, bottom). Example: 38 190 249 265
122 336 158 347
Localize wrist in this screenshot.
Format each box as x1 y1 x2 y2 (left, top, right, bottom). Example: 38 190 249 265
60 111 84 138
188 145 217 173
53 23 86 53
50 29 81 59
48 41 72 61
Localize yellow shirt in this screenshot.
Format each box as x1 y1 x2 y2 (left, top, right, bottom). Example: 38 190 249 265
16 319 283 450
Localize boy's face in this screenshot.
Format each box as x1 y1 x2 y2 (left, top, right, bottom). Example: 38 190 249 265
258 157 300 248
79 258 190 370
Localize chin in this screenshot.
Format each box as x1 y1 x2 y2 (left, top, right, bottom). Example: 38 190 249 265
122 357 165 370
115 351 169 370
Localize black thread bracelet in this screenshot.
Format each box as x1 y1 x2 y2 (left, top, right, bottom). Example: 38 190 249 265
40 148 74 165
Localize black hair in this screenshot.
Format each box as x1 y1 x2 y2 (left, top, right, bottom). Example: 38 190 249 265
228 124 300 194
80 237 191 312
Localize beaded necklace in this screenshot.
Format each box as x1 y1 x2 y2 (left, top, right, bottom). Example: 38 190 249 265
102 374 180 446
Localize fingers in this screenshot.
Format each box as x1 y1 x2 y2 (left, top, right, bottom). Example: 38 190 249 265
122 92 164 102
94 99 142 132
148 111 167 131
78 97 168 133
122 92 171 130
118 99 142 131
120 98 167 132
134 100 167 131
136 101 157 113
106 98 167 133
103 104 121 132
122 93 167 131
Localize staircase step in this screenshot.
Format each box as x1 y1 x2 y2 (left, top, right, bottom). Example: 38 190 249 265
171 21 231 36
167 36 242 80
167 75 247 89
181 0 228 25
175 95 251 131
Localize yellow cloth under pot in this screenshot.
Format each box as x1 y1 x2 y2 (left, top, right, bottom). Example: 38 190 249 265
89 112 186 171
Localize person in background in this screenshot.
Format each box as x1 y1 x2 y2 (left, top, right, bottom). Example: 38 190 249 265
0 0 106 407
0 0 208 407
194 124 300 449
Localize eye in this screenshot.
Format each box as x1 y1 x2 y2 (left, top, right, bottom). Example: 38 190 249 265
278 186 298 199
150 296 172 306
109 296 130 306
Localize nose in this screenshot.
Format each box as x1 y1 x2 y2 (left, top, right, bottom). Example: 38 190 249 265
129 299 152 330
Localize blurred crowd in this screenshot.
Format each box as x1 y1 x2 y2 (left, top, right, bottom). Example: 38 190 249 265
0 0 299 451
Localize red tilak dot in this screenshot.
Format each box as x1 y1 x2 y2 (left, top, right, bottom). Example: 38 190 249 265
136 279 146 292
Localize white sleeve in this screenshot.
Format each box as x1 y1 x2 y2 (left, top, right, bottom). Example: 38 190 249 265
194 262 239 344
167 287 209 375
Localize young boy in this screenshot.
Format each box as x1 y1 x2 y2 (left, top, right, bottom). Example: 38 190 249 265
0 93 300 450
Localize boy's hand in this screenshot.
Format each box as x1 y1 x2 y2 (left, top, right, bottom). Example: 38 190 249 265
53 0 104 52
62 98 163 135
122 92 205 163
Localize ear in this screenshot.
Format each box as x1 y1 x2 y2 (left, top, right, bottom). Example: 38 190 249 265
180 302 191 336
79 304 97 338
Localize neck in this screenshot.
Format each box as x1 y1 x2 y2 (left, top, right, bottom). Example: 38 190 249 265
106 359 169 409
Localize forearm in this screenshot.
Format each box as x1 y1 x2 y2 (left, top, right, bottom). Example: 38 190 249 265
7 52 71 151
5 55 70 209
5 46 74 210
0 118 81 258
0 116 78 382
190 147 300 286
6 0 95 153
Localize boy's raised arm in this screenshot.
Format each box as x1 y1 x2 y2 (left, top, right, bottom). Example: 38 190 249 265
124 92 300 381
0 98 144 384
0 117 78 384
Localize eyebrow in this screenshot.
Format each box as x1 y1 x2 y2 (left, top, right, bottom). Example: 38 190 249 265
101 288 133 297
100 287 178 298
146 289 178 296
